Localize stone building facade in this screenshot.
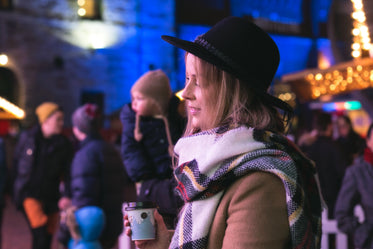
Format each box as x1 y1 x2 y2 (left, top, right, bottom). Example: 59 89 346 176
0 0 176 127
0 0 340 128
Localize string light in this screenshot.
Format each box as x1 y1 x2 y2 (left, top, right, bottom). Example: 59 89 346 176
350 0 371 58
281 0 373 102
0 96 25 119
76 0 87 17
305 60 373 99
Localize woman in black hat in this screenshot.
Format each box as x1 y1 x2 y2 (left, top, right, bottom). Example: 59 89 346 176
125 16 323 249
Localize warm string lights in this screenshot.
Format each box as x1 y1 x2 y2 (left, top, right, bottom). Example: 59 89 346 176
77 0 87 17
306 62 373 99
350 0 371 58
0 96 25 119
287 0 373 101
76 0 98 19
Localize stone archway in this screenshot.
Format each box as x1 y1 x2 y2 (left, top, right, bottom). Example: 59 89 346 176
0 67 19 104
0 67 21 135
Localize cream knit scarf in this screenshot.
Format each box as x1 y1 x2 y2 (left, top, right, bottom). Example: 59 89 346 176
171 125 322 249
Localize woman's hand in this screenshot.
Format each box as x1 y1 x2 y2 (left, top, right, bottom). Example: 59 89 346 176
124 210 172 249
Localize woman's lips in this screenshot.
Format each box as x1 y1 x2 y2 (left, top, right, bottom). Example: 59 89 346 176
188 106 200 115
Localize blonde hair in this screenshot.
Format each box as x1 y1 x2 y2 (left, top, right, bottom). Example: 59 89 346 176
184 54 285 135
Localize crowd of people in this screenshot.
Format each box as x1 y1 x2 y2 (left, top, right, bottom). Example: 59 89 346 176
0 67 185 249
0 15 372 249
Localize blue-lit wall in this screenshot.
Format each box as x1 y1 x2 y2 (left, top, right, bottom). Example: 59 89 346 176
171 0 334 89
231 0 304 23
88 0 177 111
2 0 336 126
230 0 332 26
85 0 334 114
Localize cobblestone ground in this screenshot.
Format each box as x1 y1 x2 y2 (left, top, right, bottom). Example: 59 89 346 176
2 197 60 249
2 197 124 249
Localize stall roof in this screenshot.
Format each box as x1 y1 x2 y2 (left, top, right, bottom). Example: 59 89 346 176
281 57 373 103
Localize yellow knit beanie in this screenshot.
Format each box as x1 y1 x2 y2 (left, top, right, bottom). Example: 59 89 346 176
35 102 60 124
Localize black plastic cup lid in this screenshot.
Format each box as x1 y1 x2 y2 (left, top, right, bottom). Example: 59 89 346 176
124 201 157 211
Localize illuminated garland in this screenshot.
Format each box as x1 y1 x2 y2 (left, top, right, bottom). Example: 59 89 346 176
0 96 25 119
350 0 371 58
307 63 373 99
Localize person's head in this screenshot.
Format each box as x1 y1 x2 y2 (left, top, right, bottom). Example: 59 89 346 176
337 115 353 138
162 16 292 135
72 103 102 141
313 112 333 136
35 102 64 138
130 69 172 117
366 124 373 151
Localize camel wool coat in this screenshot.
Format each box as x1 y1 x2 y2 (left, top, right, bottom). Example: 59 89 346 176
207 171 291 249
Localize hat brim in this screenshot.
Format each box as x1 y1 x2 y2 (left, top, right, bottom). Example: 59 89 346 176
161 35 293 114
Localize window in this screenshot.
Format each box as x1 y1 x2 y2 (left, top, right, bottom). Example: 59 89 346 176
77 0 101 20
0 0 12 10
177 0 230 25
80 90 104 110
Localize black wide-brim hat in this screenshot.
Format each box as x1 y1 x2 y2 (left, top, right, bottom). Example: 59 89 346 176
161 16 292 113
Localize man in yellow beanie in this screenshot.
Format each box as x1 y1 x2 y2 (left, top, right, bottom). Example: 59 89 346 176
13 101 74 249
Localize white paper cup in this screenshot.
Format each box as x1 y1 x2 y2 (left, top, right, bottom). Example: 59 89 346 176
124 202 157 241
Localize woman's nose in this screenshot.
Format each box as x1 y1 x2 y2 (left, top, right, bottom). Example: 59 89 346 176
182 83 193 100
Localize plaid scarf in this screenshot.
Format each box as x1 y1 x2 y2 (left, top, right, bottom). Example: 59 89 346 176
171 125 322 249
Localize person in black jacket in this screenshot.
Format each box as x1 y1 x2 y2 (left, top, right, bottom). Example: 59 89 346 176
0 137 7 249
302 112 346 218
336 115 365 167
335 123 373 249
13 102 73 249
120 69 185 228
67 103 135 249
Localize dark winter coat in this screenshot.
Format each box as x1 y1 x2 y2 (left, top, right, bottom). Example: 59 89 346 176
13 126 73 212
70 134 130 242
335 157 373 249
0 138 6 208
336 131 366 166
120 95 185 223
120 96 185 182
302 135 346 217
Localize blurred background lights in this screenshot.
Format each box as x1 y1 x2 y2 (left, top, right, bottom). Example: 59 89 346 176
78 8 86 16
0 96 25 119
89 34 106 49
0 54 8 66
175 90 184 100
322 100 361 112
350 0 371 58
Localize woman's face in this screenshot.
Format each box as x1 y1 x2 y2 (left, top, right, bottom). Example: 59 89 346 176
182 54 215 131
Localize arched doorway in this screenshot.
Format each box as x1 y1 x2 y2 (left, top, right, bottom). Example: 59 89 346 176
0 67 19 103
0 67 21 136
